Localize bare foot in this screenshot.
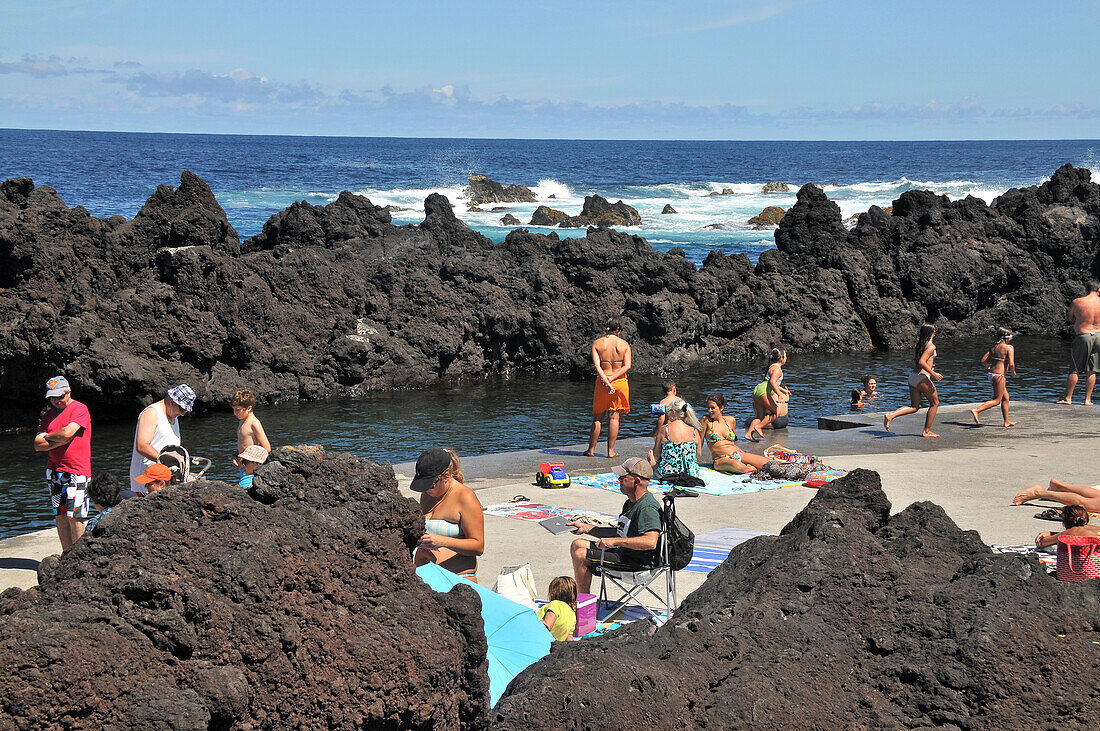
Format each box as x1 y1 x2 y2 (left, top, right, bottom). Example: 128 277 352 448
1013 484 1045 505
1055 398 1072 405
1004 421 1017 427
921 431 940 438
883 415 892 432
582 450 595 457
970 408 980 424
1086 401 1094 406
606 451 619 459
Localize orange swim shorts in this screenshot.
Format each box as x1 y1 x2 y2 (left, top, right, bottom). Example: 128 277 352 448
593 376 630 414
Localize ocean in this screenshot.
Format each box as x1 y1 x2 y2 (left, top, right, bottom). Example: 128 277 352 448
1 130 1097 537
2 131 1098 264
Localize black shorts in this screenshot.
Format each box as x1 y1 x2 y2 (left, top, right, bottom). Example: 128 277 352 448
586 545 656 571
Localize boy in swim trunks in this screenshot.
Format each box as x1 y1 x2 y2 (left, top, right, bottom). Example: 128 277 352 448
584 319 632 458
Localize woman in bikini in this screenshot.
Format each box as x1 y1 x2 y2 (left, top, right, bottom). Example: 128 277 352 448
412 448 485 582
1013 478 1100 513
883 324 942 437
745 349 791 442
700 393 770 474
647 398 703 477
970 327 1017 427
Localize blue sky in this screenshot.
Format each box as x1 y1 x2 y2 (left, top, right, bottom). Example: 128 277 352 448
1 0 1098 139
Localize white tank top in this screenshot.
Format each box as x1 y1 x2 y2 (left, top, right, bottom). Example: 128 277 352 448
129 402 180 492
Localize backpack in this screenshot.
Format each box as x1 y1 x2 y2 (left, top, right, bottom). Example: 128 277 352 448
658 474 700 571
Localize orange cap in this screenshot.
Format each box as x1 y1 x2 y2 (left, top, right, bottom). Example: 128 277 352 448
135 463 173 484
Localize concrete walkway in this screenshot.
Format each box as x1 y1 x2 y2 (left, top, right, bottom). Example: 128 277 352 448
3 401 1095 600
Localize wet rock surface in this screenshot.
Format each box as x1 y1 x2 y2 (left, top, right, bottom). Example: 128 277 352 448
528 205 568 226
748 205 787 228
500 214 521 226
465 175 537 207
1 164 1098 427
661 204 677 214
557 195 642 228
0 448 490 730
492 469 1100 729
762 181 791 193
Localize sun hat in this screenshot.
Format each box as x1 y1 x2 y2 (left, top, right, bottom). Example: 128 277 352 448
612 457 653 481
410 448 452 492
237 445 269 464
167 384 196 413
135 463 173 484
45 376 70 398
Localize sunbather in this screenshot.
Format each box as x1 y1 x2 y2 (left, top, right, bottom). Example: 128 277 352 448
700 393 770 475
411 448 485 582
647 398 702 477
1034 505 1100 548
1013 478 1100 513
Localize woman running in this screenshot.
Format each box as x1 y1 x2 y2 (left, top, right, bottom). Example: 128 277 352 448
745 349 791 442
883 324 942 438
970 327 1017 427
700 393 770 474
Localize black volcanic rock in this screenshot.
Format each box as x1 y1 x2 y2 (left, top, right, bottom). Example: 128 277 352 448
465 175 537 206
500 214 521 226
661 204 677 214
493 469 1100 729
529 205 567 226
0 449 490 729
762 181 790 193
558 195 642 228
1 165 1098 428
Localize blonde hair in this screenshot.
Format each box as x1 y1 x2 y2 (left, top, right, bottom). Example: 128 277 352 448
548 576 577 614
444 449 465 484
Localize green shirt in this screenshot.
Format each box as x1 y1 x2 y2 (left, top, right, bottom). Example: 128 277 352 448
616 492 662 565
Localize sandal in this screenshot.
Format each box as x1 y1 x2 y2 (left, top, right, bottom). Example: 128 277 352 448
511 495 530 503
1033 507 1064 522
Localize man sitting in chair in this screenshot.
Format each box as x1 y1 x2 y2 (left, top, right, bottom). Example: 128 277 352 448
569 457 662 594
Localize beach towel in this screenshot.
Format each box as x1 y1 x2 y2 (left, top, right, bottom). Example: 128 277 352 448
482 501 617 525
990 544 1057 569
578 605 669 637
682 527 776 574
572 466 820 496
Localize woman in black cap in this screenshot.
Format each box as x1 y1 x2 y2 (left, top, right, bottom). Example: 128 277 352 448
411 448 485 582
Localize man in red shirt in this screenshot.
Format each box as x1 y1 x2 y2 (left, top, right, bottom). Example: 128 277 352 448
33 376 92 549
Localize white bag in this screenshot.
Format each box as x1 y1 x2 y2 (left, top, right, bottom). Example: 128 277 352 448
493 563 538 608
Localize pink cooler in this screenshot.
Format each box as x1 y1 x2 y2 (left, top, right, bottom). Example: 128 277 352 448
574 592 597 637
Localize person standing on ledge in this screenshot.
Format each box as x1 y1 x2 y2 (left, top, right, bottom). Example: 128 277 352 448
33 376 92 550
1057 280 1100 406
584 318 632 458
129 384 195 494
884 324 942 437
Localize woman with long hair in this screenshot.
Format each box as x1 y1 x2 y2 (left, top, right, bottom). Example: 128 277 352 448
883 324 942 438
411 448 485 582
970 327 1017 427
699 393 771 475
647 398 703 477
745 348 790 442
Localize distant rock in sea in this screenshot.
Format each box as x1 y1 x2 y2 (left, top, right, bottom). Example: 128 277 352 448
383 204 411 213
529 205 568 226
500 213 521 226
493 468 1100 728
1 164 1096 428
709 188 734 196
464 174 537 206
762 181 791 193
557 195 642 228
662 204 677 214
748 205 786 228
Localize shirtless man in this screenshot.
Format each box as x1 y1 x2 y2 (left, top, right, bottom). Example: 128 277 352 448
584 318 632 458
1057 280 1100 406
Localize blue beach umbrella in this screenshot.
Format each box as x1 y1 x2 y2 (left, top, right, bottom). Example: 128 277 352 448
415 563 552 706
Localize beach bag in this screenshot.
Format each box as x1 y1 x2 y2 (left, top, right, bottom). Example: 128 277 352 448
666 514 695 571
493 563 538 608
1056 535 1100 582
764 445 817 465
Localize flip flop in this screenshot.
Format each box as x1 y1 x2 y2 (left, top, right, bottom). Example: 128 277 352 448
511 495 530 503
1033 507 1064 522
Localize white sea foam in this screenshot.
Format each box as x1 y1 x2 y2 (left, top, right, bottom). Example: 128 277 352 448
532 178 574 201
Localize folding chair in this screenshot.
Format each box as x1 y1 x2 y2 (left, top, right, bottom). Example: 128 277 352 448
593 487 696 624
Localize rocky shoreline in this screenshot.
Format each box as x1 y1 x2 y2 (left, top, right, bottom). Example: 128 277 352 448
1 165 1097 429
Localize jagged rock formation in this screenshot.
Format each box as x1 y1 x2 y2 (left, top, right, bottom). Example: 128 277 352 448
748 205 786 228
708 188 734 196
558 195 642 228
762 181 791 193
529 205 567 226
0 448 490 729
1 165 1097 427
493 469 1100 729
661 204 677 214
500 214 521 226
465 175 536 207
